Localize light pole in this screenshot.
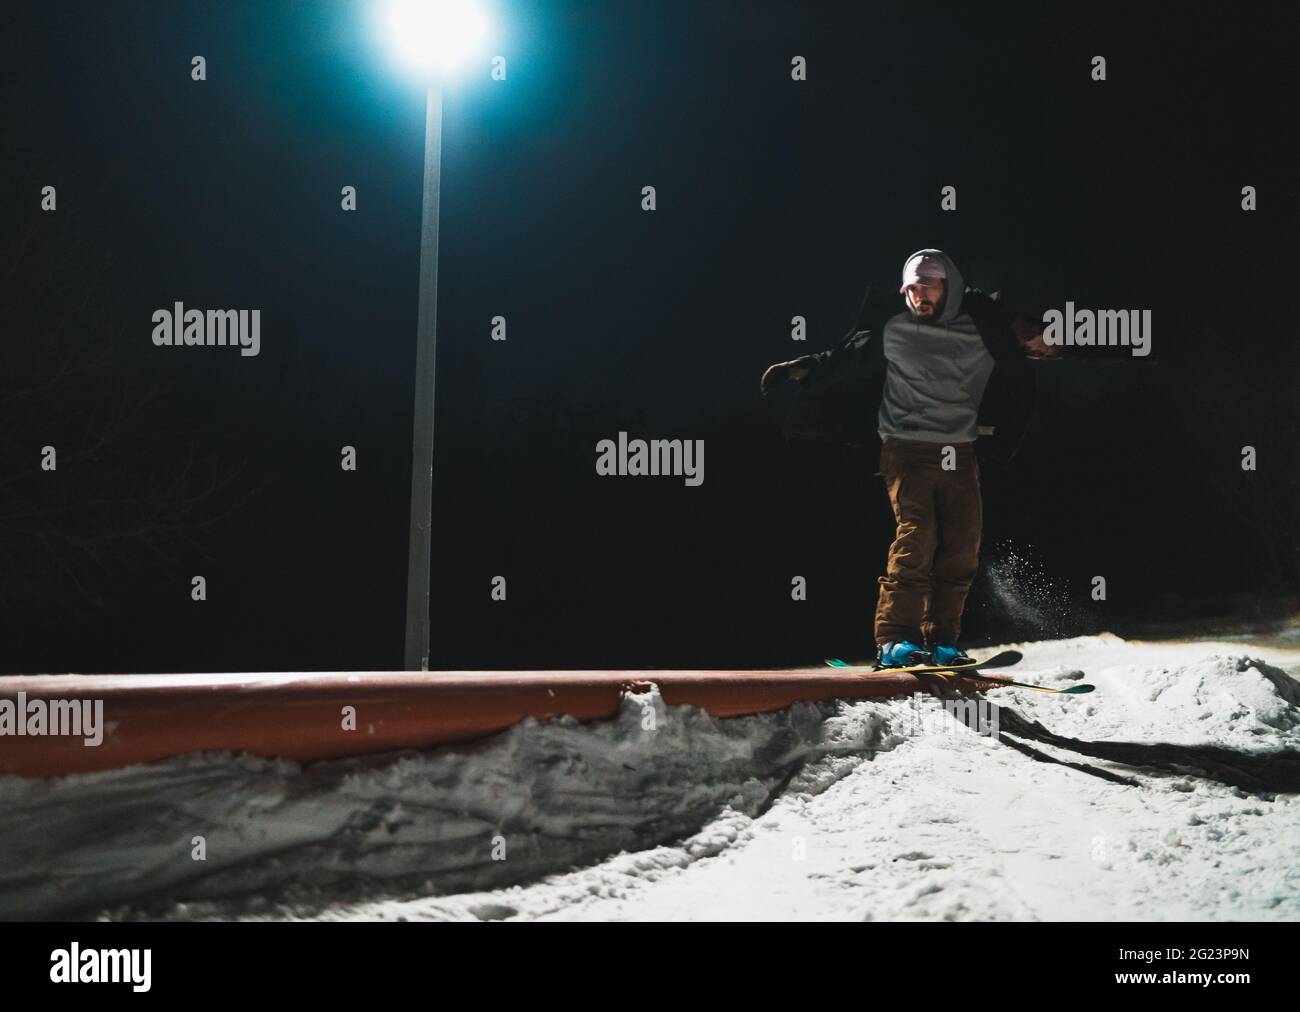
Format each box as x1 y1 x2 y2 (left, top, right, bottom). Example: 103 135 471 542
381 0 488 670
404 82 442 672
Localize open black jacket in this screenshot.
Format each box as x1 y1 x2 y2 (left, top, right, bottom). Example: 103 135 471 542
781 285 1038 463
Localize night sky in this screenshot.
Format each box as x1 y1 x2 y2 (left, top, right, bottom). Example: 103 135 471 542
2 1 1294 673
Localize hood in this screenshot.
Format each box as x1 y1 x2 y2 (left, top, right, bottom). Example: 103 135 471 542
901 248 964 323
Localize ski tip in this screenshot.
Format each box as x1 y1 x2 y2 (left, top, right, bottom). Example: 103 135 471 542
825 658 849 668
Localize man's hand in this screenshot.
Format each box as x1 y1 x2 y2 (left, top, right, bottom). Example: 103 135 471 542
760 359 812 395
1011 315 1061 360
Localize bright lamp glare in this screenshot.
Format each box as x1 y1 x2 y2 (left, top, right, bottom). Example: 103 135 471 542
386 0 487 73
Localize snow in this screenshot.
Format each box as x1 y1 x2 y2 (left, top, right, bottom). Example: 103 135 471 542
3 632 1299 921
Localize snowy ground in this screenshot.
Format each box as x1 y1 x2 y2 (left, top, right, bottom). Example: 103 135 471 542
3 631 1300 921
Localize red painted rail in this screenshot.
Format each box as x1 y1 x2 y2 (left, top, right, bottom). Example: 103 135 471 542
0 668 994 778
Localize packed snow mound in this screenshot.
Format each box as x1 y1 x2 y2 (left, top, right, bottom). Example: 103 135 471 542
0 686 900 920
1138 655 1300 732
1000 642 1300 751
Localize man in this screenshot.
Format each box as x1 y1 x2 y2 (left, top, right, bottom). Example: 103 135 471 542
761 249 1053 668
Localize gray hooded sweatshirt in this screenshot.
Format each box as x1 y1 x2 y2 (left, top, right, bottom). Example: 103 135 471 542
877 249 995 444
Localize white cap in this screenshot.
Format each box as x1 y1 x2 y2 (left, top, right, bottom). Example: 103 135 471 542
900 251 947 293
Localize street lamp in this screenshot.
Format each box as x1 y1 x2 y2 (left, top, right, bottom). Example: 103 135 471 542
384 0 488 74
381 0 489 670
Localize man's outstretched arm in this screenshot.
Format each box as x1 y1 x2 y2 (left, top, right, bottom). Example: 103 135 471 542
760 324 884 395
759 357 813 394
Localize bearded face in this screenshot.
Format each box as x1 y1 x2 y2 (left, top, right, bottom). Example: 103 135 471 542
904 278 946 320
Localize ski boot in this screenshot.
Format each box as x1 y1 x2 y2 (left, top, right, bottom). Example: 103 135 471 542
931 643 974 667
876 640 929 669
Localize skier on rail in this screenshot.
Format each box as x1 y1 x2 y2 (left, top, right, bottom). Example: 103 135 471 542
761 249 1056 669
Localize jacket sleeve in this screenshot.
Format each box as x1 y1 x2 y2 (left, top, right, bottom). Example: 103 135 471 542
790 328 882 386
966 289 1039 462
963 289 1024 364
788 285 888 388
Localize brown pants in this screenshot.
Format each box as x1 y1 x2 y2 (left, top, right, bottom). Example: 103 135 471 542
874 437 982 646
